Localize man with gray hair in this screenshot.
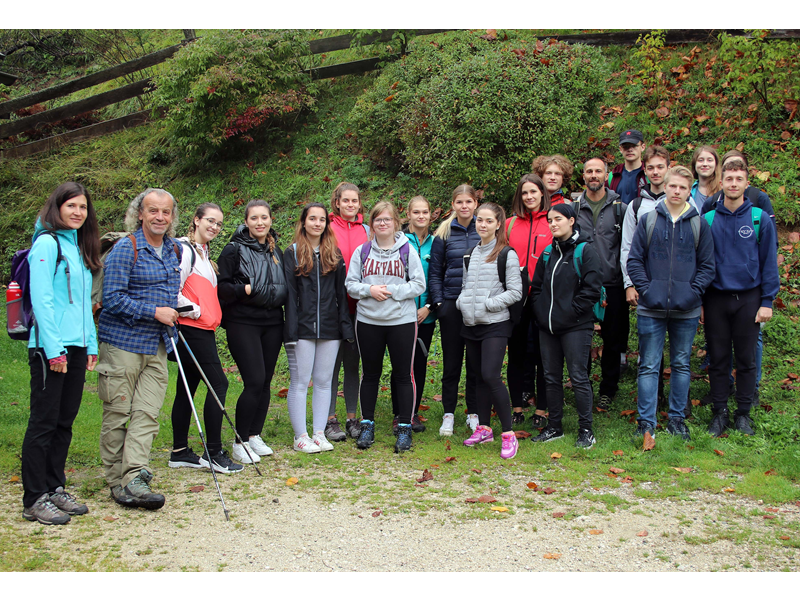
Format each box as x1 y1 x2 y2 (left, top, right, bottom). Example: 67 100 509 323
96 188 181 509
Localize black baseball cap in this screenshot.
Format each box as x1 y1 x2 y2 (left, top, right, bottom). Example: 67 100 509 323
619 129 644 145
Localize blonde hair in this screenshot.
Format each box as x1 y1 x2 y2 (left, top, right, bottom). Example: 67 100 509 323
368 201 401 237
434 184 478 240
664 165 695 188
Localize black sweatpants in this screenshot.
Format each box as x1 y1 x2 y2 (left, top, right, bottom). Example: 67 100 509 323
22 346 87 508
171 325 229 454
356 321 417 424
704 287 761 416
508 309 547 410
391 320 436 416
225 321 283 439
589 284 628 398
438 299 477 415
465 336 513 432
542 327 594 432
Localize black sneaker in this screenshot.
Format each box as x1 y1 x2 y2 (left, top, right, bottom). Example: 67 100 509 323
23 493 70 525
391 416 399 436
531 426 564 443
511 412 525 425
708 407 730 438
356 420 375 449
633 421 656 440
394 424 412 453
734 414 755 436
200 449 243 474
666 417 691 440
596 395 612 411
411 414 426 433
346 418 361 439
119 468 165 510
168 447 203 469
49 486 88 515
576 428 596 449
325 418 347 442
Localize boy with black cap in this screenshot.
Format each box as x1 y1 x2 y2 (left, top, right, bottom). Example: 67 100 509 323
609 129 648 205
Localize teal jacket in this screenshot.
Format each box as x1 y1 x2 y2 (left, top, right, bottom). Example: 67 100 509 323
404 227 436 325
27 220 98 359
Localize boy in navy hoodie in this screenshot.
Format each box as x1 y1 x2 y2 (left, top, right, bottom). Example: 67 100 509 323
703 159 779 437
627 166 715 442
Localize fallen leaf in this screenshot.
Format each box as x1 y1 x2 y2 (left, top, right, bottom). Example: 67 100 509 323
621 476 634 483
419 404 430 411
414 484 428 488
789 232 800 244
515 430 531 439
543 487 556 495
189 485 205 493
612 450 624 456
478 495 497 503
608 473 618 479
277 387 289 398
380 386 389 391
8 476 20 483
430 464 439 468
543 553 562 559
527 482 539 490
672 467 692 473
723 487 735 493
637 530 648 537
286 477 299 486
103 516 119 522
766 508 779 513
589 529 604 535
490 506 508 512
765 469 777 476
471 468 482 474
445 456 457 463
691 399 701 406
416 469 434 483
609 467 625 474
372 510 382 517
764 515 776 520
432 394 442 402
465 498 479 503
620 409 636 416
714 449 725 456
655 106 670 118
550 452 562 459
445 440 451 451
552 512 565 518
780 535 791 540
305 148 310 154
643 431 655 451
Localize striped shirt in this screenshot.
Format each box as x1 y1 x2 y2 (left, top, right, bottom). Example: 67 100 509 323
98 227 182 354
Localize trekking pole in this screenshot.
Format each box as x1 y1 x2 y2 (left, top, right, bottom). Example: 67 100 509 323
177 330 263 476
170 335 230 521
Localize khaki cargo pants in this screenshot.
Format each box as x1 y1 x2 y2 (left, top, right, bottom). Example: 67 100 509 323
97 341 168 488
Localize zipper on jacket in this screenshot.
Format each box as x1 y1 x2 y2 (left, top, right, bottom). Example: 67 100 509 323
665 219 676 317
315 253 321 338
548 243 565 334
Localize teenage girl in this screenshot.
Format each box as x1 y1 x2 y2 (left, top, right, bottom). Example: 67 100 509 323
217 200 286 464
505 174 552 428
428 185 481 436
390 196 436 433
327 182 370 441
690 146 721 210
345 201 426 453
169 203 242 474
457 203 523 459
21 182 101 525
530 204 602 449
283 203 354 453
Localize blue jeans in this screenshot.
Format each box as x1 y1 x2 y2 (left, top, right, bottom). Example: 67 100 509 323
637 315 700 427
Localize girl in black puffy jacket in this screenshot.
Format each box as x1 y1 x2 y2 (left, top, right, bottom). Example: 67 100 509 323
530 203 602 450
217 200 287 465
283 203 354 453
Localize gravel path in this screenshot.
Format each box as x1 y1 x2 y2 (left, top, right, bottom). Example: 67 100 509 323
3 458 798 572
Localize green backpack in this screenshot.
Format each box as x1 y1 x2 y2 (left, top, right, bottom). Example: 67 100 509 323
703 207 762 242
541 242 607 322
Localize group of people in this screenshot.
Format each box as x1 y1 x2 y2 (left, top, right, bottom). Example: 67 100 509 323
17 128 779 526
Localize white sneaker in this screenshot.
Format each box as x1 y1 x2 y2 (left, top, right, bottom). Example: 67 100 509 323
293 434 321 454
439 413 455 436
248 434 273 456
312 431 334 452
232 441 261 464
467 414 479 432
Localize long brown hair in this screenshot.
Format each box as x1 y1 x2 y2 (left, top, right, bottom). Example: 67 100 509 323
244 199 278 262
330 182 364 217
292 202 342 276
434 184 479 240
510 174 550 217
38 182 101 272
476 202 509 263
691 145 721 196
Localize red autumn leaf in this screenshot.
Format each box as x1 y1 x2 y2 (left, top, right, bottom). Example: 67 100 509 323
8 476 20 483
714 449 725 456
390 81 399 90
471 468 482 474
775 297 787 310
432 394 442 402
543 553 561 560
445 456 457 463
789 232 800 243
764 515 776 520
765 469 777 476
589 529 604 535
430 464 439 468
608 473 618 479
277 388 289 398
552 512 565 518
543 487 556 495
535 39 544 53
103 516 119 522
384 95 395 102
380 386 389 391
337 391 344 397
609 467 625 474
612 450 624 456
550 452 562 459
655 106 670 118
695 115 710 122
621 476 633 483
637 530 648 537
527 482 539 490
478 495 497 503
372 510 382 517
515 430 531 439
766 507 779 513
419 404 430 411
781 131 792 140
189 485 204 493
643 431 655 451
692 399 702 406
445 440 451 451
620 409 636 416
414 484 428 488
787 373 799 381
416 469 434 483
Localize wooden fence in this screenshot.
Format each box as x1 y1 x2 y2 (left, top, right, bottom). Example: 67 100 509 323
2 29 799 160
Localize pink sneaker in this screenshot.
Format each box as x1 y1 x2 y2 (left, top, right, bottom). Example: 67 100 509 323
500 432 518 459
464 425 494 446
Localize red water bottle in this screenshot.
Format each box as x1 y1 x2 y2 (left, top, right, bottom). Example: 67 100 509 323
6 281 27 336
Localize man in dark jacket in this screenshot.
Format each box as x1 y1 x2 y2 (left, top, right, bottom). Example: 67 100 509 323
703 159 779 437
576 158 628 411
628 166 715 442
608 129 648 205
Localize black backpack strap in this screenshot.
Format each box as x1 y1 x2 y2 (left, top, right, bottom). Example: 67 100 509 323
746 186 761 209
179 240 197 271
497 246 511 290
632 196 643 223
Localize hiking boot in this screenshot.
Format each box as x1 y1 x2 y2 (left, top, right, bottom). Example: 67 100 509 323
356 420 376 449
464 425 494 446
325 418 346 442
168 446 203 469
596 395 612 411
49 486 88 516
500 432 518 459
411 414 426 433
439 413 455 436
708 407 730 438
232 441 261 464
312 431 335 451
531 426 564 443
345 418 361 439
666 418 691 441
392 416 400 436
199 449 243 474
530 413 548 429
23 493 70 525
394 424 412 453
121 469 165 510
248 435 273 456
466 413 479 432
511 412 525 425
576 428 596 449
293 434 322 454
633 421 656 440
734 414 755 436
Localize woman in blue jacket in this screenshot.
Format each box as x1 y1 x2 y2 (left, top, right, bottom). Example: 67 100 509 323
21 182 101 525
428 185 481 436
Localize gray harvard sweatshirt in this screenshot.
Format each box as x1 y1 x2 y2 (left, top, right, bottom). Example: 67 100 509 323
345 232 426 326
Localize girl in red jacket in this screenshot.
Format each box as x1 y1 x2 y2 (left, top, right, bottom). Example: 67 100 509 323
327 182 370 441
506 174 552 429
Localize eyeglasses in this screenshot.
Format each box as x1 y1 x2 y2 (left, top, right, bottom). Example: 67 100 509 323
373 218 393 225
201 217 225 230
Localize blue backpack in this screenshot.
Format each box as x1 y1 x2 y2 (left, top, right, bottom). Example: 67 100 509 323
541 242 607 322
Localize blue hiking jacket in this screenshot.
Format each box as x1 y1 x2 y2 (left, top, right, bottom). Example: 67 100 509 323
428 217 481 304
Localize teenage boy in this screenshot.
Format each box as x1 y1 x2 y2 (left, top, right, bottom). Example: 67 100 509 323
609 129 648 205
627 166 715 442
97 188 182 509
576 158 627 411
703 159 779 437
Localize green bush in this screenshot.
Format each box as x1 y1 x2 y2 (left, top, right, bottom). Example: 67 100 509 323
153 30 316 162
347 32 609 200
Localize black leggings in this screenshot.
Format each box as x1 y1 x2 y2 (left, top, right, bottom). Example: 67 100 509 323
438 300 477 414
172 326 229 454
507 309 547 410
356 321 417 423
465 336 513 432
391 321 436 416
225 321 283 439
